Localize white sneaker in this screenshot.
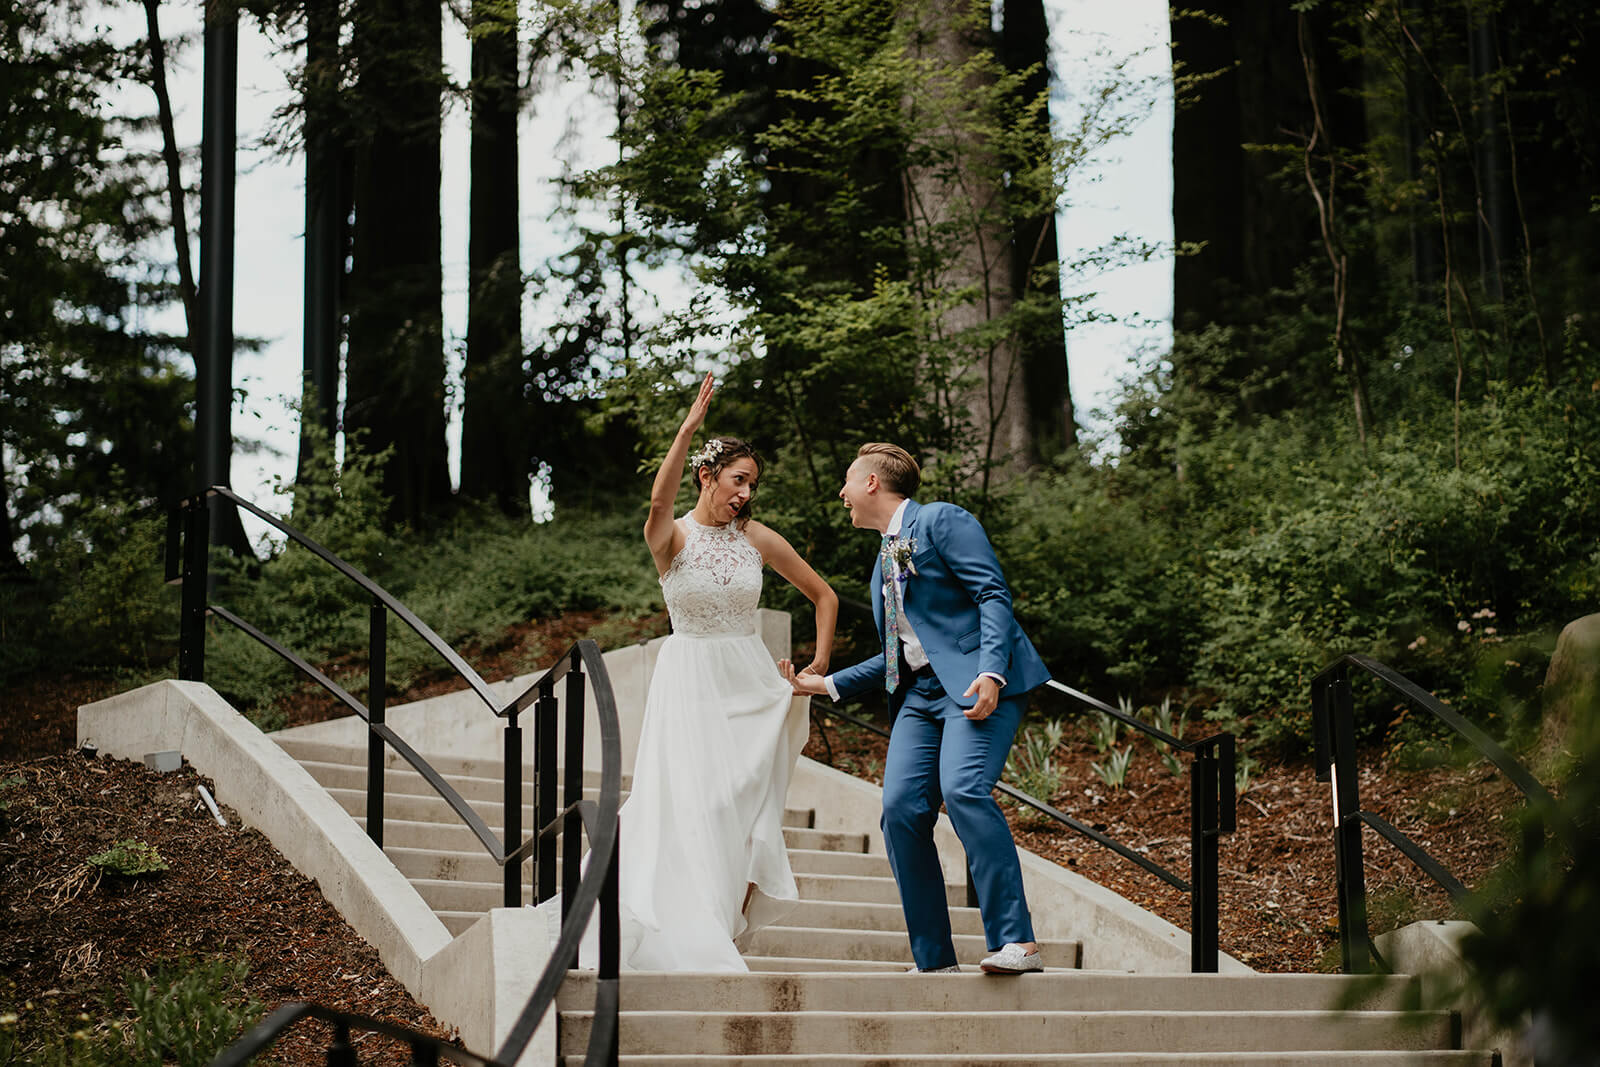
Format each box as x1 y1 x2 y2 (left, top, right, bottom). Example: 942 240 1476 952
905 963 961 973
979 943 1043 974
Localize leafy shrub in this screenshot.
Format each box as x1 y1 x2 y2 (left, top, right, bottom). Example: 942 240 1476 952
119 955 263 1067
0 955 262 1067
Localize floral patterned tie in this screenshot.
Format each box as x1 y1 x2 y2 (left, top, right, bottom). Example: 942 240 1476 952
881 535 900 692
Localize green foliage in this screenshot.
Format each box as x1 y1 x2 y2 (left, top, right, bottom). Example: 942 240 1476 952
1461 732 1600 1060
0 955 264 1067
202 441 664 715
86 840 168 877
1013 326 1600 758
2 0 195 570
119 956 263 1067
1005 716 1065 803
1 490 178 686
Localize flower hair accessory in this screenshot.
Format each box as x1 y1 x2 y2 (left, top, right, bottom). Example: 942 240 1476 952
689 438 726 469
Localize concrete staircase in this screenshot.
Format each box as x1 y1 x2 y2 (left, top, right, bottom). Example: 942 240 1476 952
555 971 1490 1065
275 736 1497 1066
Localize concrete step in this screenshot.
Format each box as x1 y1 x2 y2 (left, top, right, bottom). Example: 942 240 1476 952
325 780 817 835
561 1055 1494 1066
557 1009 1457 1057
738 927 1081 969
782 899 983 936
386 845 516 884
781 827 868 852
785 849 896 879
794 872 963 907
555 972 1425 1014
276 737 629 789
355 817 853 856
303 759 633 806
412 877 534 912
741 956 911 973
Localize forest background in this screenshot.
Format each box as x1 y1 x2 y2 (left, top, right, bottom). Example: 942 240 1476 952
3 0 1600 1047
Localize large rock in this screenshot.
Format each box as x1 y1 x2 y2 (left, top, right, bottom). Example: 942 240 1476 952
1541 612 1600 762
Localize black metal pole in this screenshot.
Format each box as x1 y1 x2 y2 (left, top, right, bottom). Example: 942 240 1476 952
600 823 620 980
1329 670 1372 973
561 660 586 919
197 4 238 551
366 599 386 848
1189 744 1220 972
504 706 522 909
177 496 211 682
535 690 559 904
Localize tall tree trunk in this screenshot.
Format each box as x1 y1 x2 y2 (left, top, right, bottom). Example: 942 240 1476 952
298 0 343 483
460 0 528 517
1002 0 1075 462
345 0 451 526
903 0 1029 489
1170 3 1244 333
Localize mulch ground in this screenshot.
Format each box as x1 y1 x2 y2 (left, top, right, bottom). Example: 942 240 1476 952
1 611 1525 1061
0 753 454 1065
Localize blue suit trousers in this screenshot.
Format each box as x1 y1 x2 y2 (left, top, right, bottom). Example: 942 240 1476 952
881 669 1035 970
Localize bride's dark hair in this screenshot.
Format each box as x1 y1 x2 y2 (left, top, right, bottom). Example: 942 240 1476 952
692 436 763 525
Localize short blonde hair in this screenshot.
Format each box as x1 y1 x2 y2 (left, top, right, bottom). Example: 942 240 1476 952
857 442 920 497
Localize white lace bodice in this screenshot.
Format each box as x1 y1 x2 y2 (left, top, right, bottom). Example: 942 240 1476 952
660 515 764 636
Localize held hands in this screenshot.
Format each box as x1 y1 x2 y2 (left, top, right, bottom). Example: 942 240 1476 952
779 658 829 697
962 675 1000 720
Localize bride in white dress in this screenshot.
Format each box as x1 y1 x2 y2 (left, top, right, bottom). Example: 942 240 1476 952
615 372 838 971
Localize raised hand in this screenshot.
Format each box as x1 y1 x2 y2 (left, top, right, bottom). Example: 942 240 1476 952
680 371 716 438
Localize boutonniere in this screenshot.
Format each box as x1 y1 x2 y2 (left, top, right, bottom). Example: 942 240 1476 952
887 535 918 580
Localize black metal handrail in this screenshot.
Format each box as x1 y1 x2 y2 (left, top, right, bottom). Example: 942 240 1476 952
814 669 1236 972
169 487 623 1065
1311 652 1554 974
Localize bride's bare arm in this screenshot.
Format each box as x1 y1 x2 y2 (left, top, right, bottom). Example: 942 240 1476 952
746 522 838 677
645 372 715 574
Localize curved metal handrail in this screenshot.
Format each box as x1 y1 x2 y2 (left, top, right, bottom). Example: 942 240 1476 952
1311 652 1551 973
192 485 504 712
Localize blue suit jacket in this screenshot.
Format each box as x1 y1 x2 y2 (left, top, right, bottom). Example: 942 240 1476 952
831 499 1049 710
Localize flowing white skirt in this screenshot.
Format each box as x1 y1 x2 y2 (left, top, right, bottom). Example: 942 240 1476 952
586 630 810 972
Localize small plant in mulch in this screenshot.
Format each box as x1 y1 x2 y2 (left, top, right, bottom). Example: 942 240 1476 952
0 773 22 829
86 840 169 877
1007 717 1066 813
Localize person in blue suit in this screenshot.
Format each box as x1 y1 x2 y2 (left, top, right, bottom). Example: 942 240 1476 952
784 442 1049 974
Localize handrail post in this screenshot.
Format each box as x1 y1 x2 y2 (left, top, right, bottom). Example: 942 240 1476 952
366 599 386 848
504 705 523 909
560 652 586 921
177 495 211 681
1328 667 1374 973
534 688 559 904
1189 738 1221 972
